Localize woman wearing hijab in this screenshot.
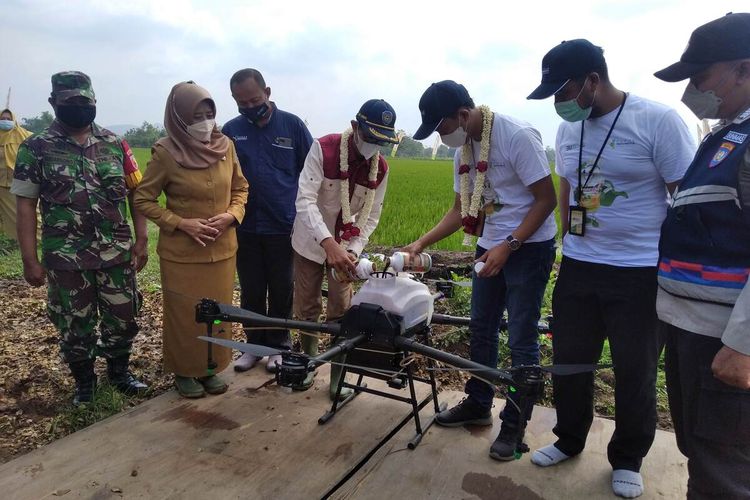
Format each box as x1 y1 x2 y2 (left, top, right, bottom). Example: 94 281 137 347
0 109 32 240
134 82 248 398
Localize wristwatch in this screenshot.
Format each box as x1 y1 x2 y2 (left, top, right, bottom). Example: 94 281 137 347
505 235 522 251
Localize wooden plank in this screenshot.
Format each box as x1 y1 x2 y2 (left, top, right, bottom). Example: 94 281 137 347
332 391 688 500
0 365 431 500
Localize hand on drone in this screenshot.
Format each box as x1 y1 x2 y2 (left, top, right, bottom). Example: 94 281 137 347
322 237 357 277
475 243 511 278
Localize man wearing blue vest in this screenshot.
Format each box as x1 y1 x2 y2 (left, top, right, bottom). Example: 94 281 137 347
655 13 750 499
223 69 313 372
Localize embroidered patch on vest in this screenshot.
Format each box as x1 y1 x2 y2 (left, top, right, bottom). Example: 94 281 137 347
723 131 748 144
709 142 735 168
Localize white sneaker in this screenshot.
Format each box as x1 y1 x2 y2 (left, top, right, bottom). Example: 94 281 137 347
266 354 283 373
234 352 260 372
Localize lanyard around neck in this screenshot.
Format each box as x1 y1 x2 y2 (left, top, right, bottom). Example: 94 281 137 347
576 92 628 202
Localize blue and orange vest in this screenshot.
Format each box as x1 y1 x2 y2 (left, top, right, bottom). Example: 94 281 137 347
658 112 750 305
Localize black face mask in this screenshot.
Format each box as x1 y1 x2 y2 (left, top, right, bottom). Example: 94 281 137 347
238 102 269 124
56 104 96 129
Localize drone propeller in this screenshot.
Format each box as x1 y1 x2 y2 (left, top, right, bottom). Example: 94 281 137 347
198 336 285 358
537 363 612 376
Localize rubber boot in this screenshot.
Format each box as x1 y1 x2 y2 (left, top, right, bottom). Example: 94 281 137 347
107 355 148 395
294 333 318 390
69 359 97 406
329 354 354 402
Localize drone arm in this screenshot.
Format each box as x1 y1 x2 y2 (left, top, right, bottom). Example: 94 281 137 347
308 334 368 369
196 299 341 335
394 336 514 386
430 313 471 326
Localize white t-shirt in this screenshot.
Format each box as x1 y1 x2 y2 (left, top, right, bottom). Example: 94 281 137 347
555 93 695 267
452 112 557 248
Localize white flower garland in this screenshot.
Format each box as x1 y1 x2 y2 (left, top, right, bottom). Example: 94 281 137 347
338 127 380 249
458 105 493 246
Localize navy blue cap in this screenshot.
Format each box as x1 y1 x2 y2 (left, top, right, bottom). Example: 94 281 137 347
356 99 399 144
527 39 606 100
413 80 474 140
655 13 750 82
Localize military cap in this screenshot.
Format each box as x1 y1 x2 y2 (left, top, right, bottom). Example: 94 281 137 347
50 71 96 103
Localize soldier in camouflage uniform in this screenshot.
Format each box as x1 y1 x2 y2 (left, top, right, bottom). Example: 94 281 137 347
11 71 149 405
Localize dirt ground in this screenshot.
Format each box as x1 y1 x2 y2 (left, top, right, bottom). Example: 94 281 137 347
0 250 672 464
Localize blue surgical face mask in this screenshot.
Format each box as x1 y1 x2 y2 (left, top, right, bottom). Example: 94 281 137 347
555 80 596 122
0 120 13 131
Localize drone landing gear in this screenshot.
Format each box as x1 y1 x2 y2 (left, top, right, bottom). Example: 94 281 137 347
317 347 447 450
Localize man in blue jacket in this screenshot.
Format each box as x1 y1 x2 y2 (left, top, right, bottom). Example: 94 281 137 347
223 68 313 372
654 13 750 499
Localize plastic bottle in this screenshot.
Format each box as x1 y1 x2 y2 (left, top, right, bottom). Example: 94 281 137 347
331 258 376 283
389 252 432 274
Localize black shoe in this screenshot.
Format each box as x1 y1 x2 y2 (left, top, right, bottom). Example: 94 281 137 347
107 356 148 395
435 398 493 427
69 359 97 406
489 425 526 461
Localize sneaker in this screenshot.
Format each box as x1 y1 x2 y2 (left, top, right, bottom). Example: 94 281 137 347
234 352 261 372
266 354 283 373
435 398 493 427
198 375 228 395
489 426 524 461
175 376 205 398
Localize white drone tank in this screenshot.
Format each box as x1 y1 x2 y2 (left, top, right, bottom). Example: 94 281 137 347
351 274 434 330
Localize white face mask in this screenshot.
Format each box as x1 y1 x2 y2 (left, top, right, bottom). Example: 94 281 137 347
355 132 380 159
0 120 14 131
440 118 468 148
187 119 215 143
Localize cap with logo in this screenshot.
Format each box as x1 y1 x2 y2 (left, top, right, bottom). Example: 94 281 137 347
356 99 399 145
50 71 96 104
654 12 750 82
413 80 474 140
527 39 606 100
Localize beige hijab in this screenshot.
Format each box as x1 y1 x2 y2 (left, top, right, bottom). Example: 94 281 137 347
157 81 230 169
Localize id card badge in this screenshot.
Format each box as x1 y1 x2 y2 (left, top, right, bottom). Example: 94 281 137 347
569 206 586 237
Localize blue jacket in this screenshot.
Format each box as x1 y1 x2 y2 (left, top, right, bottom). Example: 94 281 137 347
223 104 313 235
658 114 750 305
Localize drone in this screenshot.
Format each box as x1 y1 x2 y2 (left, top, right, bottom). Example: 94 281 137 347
196 269 604 455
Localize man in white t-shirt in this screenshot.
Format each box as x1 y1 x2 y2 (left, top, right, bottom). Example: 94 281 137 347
527 39 695 498
404 80 557 461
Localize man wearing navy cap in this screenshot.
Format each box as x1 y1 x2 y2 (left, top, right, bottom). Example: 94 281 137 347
292 99 398 400
655 12 750 499
527 40 695 498
404 81 558 461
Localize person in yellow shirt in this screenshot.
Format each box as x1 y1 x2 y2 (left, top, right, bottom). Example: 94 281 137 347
0 109 32 240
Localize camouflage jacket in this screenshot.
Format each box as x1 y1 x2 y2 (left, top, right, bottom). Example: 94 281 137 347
11 120 140 270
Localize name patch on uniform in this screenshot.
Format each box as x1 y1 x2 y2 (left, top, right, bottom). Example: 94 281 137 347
723 131 748 144
233 135 248 141
709 142 735 168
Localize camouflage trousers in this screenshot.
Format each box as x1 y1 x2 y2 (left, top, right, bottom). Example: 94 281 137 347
47 263 141 363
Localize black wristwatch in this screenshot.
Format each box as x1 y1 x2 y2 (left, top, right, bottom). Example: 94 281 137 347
505 234 522 251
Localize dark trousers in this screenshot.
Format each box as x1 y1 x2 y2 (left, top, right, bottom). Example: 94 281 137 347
466 239 555 429
663 322 750 499
551 257 659 472
236 231 293 350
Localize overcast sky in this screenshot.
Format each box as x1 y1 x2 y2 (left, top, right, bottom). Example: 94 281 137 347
3 0 748 147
